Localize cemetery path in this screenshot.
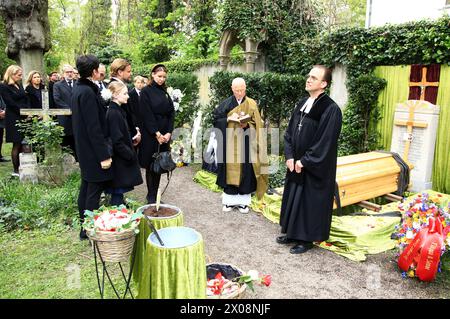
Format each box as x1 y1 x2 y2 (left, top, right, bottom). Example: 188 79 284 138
130 166 447 299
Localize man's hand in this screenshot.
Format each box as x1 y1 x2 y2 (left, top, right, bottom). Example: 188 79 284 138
286 159 294 172
295 160 303 173
132 129 141 146
0 110 5 119
101 158 112 169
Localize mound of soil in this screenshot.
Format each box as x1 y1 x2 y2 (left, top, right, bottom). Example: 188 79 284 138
144 206 178 218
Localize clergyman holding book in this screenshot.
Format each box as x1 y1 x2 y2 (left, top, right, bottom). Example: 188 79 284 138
213 77 268 214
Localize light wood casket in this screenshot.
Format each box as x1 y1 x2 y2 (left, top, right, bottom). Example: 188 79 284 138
333 152 411 209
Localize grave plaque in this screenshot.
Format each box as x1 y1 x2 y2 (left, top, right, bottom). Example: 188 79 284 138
390 100 440 191
19 152 38 183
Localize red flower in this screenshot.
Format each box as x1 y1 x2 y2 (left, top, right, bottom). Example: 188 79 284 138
260 274 272 287
110 209 118 213
121 208 128 213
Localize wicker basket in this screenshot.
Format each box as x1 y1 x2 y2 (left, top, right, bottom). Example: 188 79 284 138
87 228 137 262
206 263 247 299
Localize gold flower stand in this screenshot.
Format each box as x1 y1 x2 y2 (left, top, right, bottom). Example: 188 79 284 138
137 226 206 299
132 204 184 286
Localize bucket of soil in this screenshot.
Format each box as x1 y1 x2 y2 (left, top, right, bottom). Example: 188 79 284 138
206 263 247 299
142 204 180 219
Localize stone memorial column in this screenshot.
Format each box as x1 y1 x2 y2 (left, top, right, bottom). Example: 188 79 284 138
390 100 440 191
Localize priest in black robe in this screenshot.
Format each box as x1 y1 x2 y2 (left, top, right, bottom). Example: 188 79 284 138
277 65 342 254
213 77 268 214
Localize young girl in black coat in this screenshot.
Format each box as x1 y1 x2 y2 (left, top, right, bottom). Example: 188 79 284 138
105 81 143 206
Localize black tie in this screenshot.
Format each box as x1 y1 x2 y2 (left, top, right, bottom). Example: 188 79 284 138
67 80 72 90
98 82 103 90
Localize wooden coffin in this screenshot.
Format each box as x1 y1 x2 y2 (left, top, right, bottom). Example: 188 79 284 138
333 152 411 209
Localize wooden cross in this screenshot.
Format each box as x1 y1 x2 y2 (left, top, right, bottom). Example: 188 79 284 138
20 89 71 120
409 66 439 101
393 100 428 162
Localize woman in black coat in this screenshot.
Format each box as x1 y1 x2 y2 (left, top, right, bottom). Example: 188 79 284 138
138 64 175 203
105 81 143 206
0 65 29 176
24 70 43 109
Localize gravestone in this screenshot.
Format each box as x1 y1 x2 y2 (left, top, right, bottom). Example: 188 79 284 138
19 152 38 183
390 100 440 191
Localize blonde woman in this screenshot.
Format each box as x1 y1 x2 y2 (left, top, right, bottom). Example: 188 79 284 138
105 81 143 206
24 70 43 108
0 65 29 176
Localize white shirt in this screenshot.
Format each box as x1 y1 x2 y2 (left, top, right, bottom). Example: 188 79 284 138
136 88 141 96
300 97 315 114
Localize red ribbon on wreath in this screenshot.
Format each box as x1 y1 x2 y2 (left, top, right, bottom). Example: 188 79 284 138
398 217 444 282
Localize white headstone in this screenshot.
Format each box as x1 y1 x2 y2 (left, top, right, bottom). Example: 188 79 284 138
390 100 440 191
19 152 38 183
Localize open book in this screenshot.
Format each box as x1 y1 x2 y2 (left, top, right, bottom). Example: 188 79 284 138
228 113 252 124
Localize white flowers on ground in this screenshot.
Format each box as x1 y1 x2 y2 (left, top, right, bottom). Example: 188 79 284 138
167 87 184 112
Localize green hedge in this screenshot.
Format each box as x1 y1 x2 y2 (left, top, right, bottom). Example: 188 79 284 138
166 72 200 128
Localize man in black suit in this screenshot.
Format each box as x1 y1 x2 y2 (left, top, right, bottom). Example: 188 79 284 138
128 75 145 128
53 65 77 160
48 71 59 109
71 55 113 240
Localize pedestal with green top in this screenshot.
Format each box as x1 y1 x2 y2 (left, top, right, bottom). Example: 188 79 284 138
137 226 206 299
132 204 184 286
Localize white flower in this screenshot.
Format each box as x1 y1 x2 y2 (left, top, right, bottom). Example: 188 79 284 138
247 270 259 281
406 230 414 239
173 102 179 111
166 86 174 96
172 89 184 100
101 89 112 102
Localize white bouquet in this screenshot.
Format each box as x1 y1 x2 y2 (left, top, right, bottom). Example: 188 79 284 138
167 87 184 112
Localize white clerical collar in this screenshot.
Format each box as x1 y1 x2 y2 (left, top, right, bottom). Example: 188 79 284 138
236 98 243 105
300 97 315 114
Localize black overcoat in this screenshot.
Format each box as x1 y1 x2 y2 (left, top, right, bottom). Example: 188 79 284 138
280 93 342 242
128 87 141 128
106 102 143 188
0 83 29 143
71 78 113 182
137 82 175 169
108 78 137 137
25 85 43 109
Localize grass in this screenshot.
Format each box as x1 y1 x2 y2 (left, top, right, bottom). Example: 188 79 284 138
0 225 138 299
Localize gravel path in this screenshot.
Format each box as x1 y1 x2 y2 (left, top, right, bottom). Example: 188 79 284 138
130 166 447 299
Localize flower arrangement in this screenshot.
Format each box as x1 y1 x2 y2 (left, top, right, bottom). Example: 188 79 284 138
82 205 143 234
206 269 271 297
392 192 450 278
171 139 190 167
167 87 184 112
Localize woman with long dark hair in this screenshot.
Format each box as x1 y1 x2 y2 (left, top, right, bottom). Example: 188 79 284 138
0 65 29 176
138 64 175 203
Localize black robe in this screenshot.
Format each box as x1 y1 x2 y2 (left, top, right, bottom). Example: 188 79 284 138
280 93 342 242
214 95 257 195
106 102 143 188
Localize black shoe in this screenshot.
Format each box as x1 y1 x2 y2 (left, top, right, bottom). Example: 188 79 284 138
0 157 10 162
79 229 89 240
290 242 313 254
276 235 298 245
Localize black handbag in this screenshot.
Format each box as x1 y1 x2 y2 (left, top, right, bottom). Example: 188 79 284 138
151 144 176 175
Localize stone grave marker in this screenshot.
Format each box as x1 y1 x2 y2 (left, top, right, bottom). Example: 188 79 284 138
19 152 38 183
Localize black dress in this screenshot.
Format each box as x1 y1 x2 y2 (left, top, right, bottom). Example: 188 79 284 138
280 93 342 242
137 81 175 169
213 95 257 195
0 83 29 143
105 102 143 190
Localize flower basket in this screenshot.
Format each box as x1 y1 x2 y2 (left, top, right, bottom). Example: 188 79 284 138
83 205 143 262
206 263 247 299
87 228 137 262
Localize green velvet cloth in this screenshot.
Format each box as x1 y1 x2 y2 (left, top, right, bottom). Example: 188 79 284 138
193 169 402 261
373 65 411 150
137 231 206 299
132 211 184 286
434 65 450 194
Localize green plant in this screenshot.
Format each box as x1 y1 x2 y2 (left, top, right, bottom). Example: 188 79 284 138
0 205 24 231
268 155 287 189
